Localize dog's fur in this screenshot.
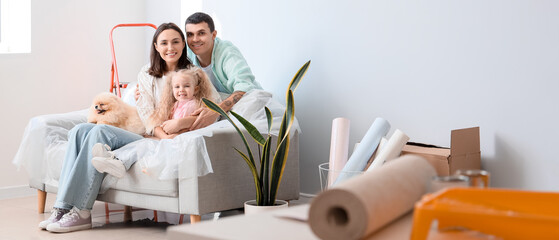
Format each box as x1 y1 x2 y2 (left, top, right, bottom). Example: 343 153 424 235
87 92 146 135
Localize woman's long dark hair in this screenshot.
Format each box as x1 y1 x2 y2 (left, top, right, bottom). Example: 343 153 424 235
148 23 192 78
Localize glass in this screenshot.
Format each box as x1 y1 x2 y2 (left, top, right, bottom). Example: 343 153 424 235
455 169 490 187
318 163 364 191
431 175 470 193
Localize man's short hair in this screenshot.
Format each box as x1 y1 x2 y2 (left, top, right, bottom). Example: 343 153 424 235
185 12 215 32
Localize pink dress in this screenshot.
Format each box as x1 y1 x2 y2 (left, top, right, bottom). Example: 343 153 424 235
172 99 198 119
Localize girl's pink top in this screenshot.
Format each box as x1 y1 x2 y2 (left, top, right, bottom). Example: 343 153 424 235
172 99 198 119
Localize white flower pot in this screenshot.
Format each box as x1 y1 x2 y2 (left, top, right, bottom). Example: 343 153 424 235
244 200 288 215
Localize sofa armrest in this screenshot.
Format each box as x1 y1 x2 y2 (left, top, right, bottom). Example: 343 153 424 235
14 109 88 188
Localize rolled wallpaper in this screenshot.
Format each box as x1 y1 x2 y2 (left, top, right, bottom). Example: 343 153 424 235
366 129 410 171
366 137 387 169
328 118 351 186
309 155 436 240
333 117 390 185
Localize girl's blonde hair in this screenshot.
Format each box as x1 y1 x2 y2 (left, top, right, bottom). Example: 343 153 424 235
147 67 215 131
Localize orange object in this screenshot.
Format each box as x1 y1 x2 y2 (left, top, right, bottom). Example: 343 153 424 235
105 24 160 225
411 187 559 240
109 23 157 97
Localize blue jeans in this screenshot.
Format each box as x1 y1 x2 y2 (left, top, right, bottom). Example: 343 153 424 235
54 123 143 210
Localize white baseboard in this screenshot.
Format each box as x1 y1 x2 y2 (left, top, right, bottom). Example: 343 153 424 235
0 185 36 200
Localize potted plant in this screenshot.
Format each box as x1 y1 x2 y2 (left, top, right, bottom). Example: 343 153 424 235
203 60 310 212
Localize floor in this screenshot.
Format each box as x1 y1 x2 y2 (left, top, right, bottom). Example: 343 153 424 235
0 192 311 240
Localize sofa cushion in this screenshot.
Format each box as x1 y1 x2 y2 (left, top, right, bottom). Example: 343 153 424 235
111 162 178 197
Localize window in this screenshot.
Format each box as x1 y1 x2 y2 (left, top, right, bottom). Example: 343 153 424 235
0 0 31 54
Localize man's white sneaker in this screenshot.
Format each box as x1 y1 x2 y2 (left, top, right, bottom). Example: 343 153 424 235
91 143 125 178
38 208 69 230
46 207 92 233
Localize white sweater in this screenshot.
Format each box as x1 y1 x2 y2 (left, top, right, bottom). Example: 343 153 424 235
136 64 166 135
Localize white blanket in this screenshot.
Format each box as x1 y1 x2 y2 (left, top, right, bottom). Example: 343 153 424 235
12 90 299 192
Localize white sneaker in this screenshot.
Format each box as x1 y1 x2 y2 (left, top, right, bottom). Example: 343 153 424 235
38 208 69 230
91 143 125 178
46 207 92 233
92 143 114 159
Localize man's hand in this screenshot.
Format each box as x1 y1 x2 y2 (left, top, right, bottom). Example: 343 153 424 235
161 119 182 134
134 83 140 102
190 108 219 130
189 91 245 130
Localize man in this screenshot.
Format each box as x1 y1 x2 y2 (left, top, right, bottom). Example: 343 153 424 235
185 12 262 130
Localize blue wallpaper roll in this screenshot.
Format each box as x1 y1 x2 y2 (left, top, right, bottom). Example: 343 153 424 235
333 117 390 185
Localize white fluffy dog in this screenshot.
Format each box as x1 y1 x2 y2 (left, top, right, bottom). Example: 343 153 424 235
87 92 145 135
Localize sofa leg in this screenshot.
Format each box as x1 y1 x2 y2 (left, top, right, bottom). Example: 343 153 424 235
37 190 47 213
124 206 132 222
190 215 201 224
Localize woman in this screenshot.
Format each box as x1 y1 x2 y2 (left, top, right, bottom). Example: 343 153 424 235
39 23 192 233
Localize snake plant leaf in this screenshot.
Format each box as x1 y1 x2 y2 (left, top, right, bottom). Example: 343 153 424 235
269 133 290 204
203 98 256 167
265 107 273 134
259 137 272 206
283 91 295 138
230 111 266 146
277 90 295 148
234 147 262 204
286 60 311 99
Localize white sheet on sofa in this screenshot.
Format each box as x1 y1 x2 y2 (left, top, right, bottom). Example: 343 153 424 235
12 90 299 193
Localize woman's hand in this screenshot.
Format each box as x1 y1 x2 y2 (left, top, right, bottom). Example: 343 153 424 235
161 119 182 134
134 83 140 102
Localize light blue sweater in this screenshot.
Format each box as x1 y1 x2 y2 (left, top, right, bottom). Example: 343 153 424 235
187 37 262 94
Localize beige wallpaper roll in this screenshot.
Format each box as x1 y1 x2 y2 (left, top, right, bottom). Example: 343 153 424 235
367 129 410 171
365 137 387 170
309 155 436 240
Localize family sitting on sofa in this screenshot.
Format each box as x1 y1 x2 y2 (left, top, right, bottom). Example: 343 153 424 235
35 12 264 233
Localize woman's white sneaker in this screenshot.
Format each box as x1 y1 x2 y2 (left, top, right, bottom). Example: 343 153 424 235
46 207 92 233
38 208 69 230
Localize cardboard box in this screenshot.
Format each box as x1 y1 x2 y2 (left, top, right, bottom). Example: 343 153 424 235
400 127 480 176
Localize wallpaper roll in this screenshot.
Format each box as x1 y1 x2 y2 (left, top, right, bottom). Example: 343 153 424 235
372 137 388 160
328 118 351 186
309 155 436 240
365 137 387 169
333 117 390 185
366 129 410 171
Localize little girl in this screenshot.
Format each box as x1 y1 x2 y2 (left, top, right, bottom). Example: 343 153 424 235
147 67 219 139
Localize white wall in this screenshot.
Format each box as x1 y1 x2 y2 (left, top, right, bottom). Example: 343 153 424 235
202 0 559 194
145 0 182 59
3 0 558 197
0 0 148 192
